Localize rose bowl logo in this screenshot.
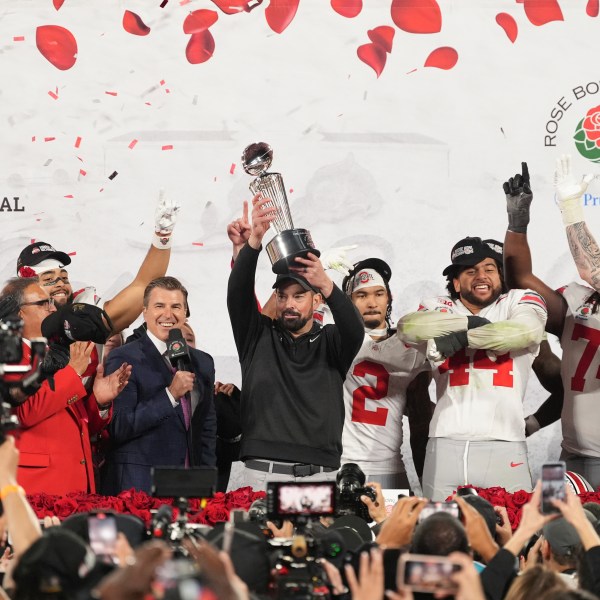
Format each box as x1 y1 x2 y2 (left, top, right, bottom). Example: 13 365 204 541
574 105 600 163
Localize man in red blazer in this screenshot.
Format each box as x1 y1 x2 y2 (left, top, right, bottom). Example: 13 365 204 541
1 278 131 495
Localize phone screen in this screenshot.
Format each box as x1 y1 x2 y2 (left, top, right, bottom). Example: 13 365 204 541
268 482 336 517
88 514 118 561
399 554 461 593
418 501 460 523
542 462 566 514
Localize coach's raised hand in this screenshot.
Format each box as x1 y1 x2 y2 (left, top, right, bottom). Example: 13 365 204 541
248 194 276 250
503 161 533 234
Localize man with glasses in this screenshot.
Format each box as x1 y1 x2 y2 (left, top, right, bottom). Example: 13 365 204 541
0 278 131 495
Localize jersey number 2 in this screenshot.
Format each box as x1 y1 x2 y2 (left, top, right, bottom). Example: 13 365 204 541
351 360 390 426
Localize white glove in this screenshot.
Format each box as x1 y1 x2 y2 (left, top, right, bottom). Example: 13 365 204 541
153 189 181 249
554 154 594 226
319 245 358 276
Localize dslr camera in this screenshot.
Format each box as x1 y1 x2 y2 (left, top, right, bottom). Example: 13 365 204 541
336 463 377 523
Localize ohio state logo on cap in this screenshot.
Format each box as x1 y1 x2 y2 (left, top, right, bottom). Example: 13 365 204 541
358 271 373 284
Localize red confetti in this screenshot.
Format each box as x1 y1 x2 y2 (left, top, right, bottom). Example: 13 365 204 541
210 0 260 14
192 242 204 246
30 238 36 244
523 0 563 25
587 0 599 17
79 169 87 176
265 0 300 33
496 13 518 42
48 90 59 99
128 139 138 149
53 0 65 9
44 137 56 142
391 0 442 33
123 10 151 36
64 194 74 198
165 89 171 93
424 46 458 70
180 0 191 5
105 91 118 96
331 0 362 18
145 102 152 105
13 36 25 42
162 145 174 150
183 9 218 33
367 26 395 53
99 188 104 192
357 43 387 77
230 163 236 174
289 188 294 193
36 25 77 70
74 136 82 148
186 30 215 64
67 251 76 256
32 136 36 142
160 79 165 85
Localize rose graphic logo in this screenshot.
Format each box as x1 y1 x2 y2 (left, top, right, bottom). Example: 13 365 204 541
574 105 600 163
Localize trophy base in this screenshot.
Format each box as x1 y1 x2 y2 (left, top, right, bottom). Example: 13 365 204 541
266 229 320 275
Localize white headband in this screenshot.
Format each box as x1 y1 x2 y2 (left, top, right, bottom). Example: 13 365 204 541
349 268 387 293
22 259 66 275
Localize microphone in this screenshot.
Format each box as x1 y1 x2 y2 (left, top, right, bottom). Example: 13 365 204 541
166 328 192 372
152 503 173 538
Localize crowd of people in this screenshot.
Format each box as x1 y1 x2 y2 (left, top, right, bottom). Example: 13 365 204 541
0 155 599 598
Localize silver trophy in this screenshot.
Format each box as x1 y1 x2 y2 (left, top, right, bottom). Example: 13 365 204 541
242 142 320 274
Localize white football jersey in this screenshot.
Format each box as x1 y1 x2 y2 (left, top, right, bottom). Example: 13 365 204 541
559 282 600 458
421 290 546 442
341 332 428 474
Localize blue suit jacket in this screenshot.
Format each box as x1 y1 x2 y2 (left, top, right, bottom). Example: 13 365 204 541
99 333 216 496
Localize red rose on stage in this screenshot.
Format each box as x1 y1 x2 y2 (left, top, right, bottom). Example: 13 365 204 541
227 486 254 508
511 490 531 507
53 497 78 518
203 502 229 525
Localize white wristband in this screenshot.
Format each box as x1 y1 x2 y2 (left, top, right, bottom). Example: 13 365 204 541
559 196 585 227
152 231 173 249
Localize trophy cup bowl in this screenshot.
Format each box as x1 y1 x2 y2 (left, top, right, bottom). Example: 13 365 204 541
242 142 320 274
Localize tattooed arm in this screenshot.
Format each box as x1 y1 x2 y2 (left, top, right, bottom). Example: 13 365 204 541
566 221 600 291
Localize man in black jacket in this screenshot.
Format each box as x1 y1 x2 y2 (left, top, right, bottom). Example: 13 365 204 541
227 195 364 490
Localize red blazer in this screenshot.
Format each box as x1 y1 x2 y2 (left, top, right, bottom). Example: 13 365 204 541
11 343 112 495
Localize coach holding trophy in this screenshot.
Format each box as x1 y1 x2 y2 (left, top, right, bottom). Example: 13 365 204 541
227 144 363 490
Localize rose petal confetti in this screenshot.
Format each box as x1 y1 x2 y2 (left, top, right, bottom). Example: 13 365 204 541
36 25 78 70
496 13 518 43
48 90 59 99
587 0 599 17
53 0 65 8
44 137 56 142
162 145 173 150
67 251 76 256
210 0 261 14
105 91 118 96
183 9 218 33
265 0 300 33
186 30 215 64
123 10 151 36
64 194 74 198
192 242 204 246
74 136 82 148
367 26 395 53
357 43 387 77
230 163 236 174
13 36 25 42
391 0 442 34
424 46 458 70
128 139 138 149
108 171 118 180
523 0 563 26
331 0 362 18
79 169 87 176
180 0 191 5
32 136 36 142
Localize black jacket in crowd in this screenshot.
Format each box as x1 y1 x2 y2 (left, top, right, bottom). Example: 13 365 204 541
227 243 363 468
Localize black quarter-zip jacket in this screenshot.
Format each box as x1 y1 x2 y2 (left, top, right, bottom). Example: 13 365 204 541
227 243 364 468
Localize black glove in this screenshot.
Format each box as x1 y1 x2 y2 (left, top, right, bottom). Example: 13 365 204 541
434 331 468 358
467 315 490 329
503 161 532 234
40 343 71 391
41 303 114 345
